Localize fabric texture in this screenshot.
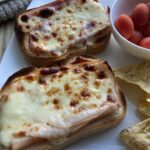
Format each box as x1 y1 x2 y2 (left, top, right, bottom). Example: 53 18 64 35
0 0 32 22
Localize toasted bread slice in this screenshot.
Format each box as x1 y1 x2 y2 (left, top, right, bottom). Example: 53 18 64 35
120 118 150 150
0 56 126 150
15 0 111 66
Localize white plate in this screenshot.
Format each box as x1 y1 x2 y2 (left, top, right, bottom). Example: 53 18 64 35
0 0 143 149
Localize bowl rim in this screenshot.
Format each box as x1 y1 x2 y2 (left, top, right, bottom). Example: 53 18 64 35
110 0 150 52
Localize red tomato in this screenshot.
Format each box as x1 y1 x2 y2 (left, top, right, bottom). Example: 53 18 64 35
132 3 149 26
144 23 150 37
147 2 150 18
115 14 134 39
129 30 143 44
139 37 150 49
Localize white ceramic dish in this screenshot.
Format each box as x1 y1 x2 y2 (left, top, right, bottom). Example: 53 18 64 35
110 0 150 60
0 0 144 150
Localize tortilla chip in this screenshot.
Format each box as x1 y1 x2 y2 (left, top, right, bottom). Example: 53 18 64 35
114 63 150 118
114 62 150 94
139 97 150 118
120 118 150 150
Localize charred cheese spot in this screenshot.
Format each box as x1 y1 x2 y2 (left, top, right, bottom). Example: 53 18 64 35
38 77 46 85
70 100 79 107
39 8 54 18
60 67 68 72
40 67 60 75
107 95 114 103
84 64 95 71
51 32 57 38
53 99 59 105
81 89 90 97
30 34 39 41
73 68 81 74
21 15 29 22
86 21 96 29
97 71 106 79
26 25 30 29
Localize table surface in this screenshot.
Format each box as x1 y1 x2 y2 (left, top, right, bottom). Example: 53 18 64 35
0 20 14 61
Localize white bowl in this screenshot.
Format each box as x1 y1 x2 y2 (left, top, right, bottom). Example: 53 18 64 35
110 0 150 60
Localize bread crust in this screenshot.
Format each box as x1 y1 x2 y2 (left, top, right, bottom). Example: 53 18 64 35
0 56 126 150
14 0 111 66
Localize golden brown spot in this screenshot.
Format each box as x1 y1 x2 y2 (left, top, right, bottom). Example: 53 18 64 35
90 104 97 108
81 89 90 97
25 75 34 82
58 73 63 78
80 73 88 80
13 131 26 137
34 127 39 132
94 80 101 88
44 35 51 40
68 35 74 40
57 37 64 42
47 88 59 96
64 83 72 95
70 100 79 107
66 9 72 13
55 105 60 109
1 94 8 103
72 27 77 31
16 85 25 92
108 88 112 94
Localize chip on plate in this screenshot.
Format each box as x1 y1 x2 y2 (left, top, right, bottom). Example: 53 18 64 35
114 62 150 118
120 118 150 150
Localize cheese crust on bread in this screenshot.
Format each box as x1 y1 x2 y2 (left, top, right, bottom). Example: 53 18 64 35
0 57 124 150
15 0 110 65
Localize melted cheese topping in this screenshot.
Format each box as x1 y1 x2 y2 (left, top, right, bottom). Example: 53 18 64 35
18 0 109 57
0 61 117 148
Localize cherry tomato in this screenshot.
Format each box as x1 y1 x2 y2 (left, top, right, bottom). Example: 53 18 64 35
147 2 150 19
115 14 134 39
139 37 150 49
129 30 143 44
132 3 149 26
144 23 150 37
